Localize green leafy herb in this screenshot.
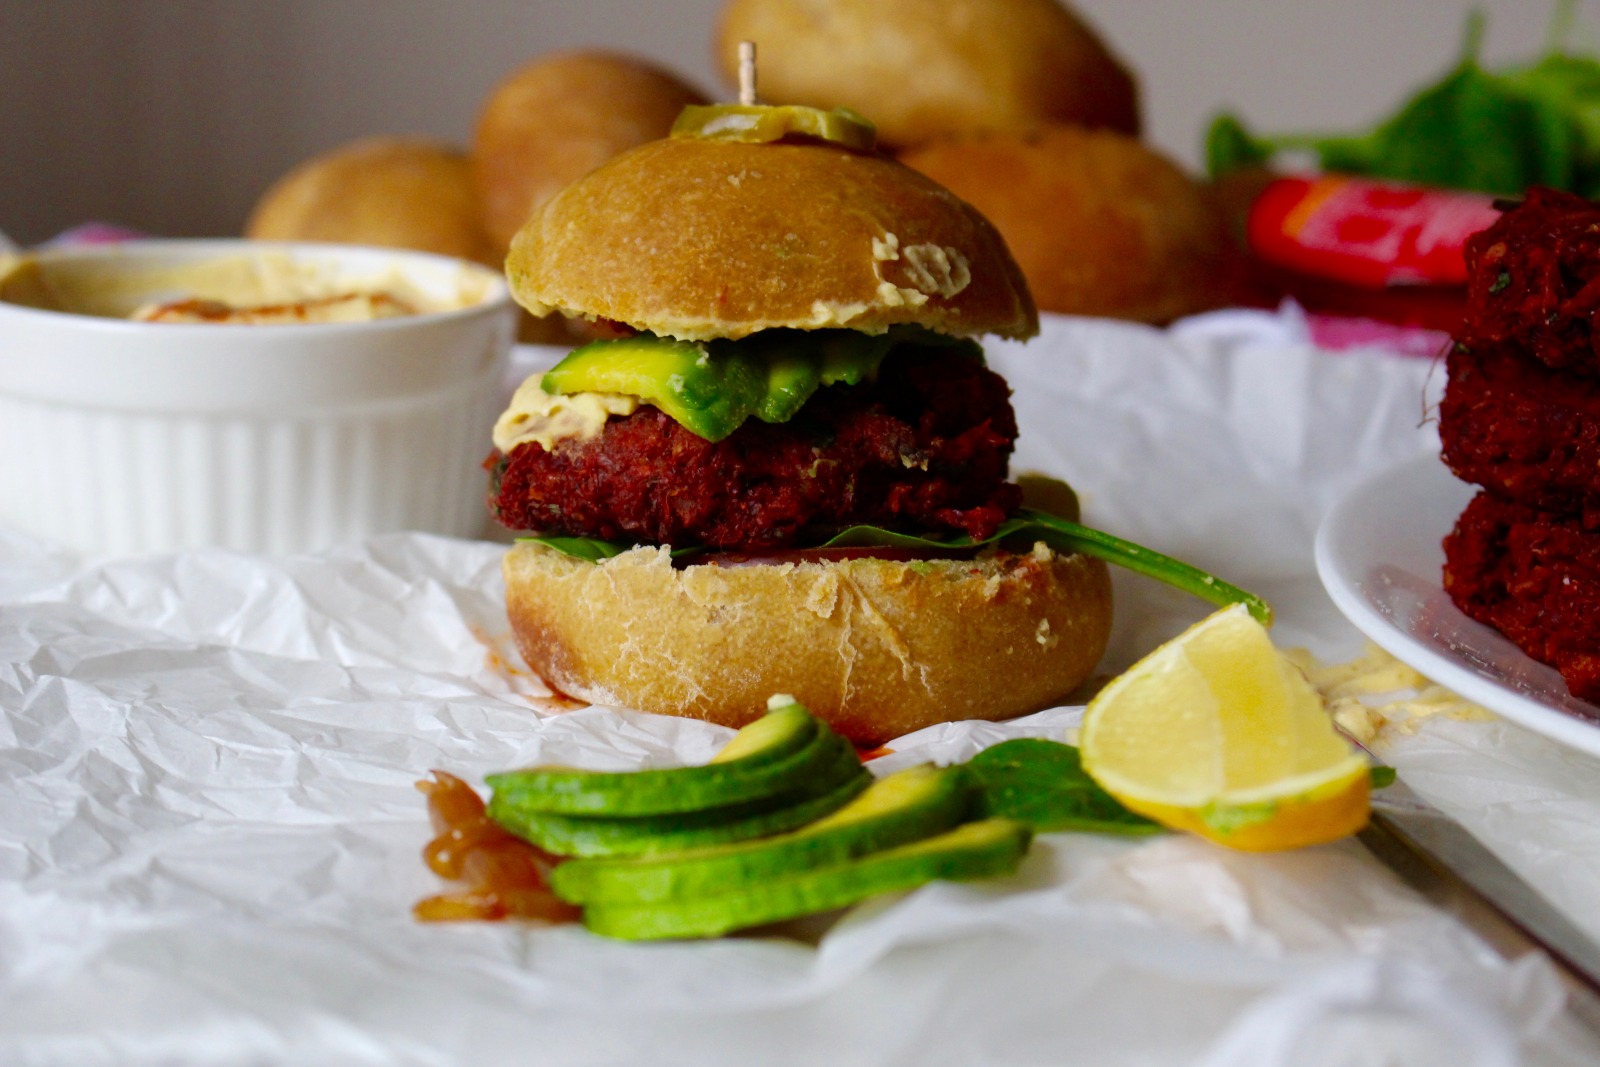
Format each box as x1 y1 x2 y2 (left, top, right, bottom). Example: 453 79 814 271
524 536 629 563
1370 765 1397 790
965 738 1162 836
520 507 1272 625
821 508 1273 625
522 535 702 561
1204 113 1274 178
1206 7 1600 196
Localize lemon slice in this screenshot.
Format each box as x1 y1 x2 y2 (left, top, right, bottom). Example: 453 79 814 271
1079 603 1371 851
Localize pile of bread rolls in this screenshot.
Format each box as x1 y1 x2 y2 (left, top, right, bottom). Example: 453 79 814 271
245 0 1242 327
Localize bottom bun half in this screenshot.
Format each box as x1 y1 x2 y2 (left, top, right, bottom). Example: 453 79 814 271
503 540 1113 744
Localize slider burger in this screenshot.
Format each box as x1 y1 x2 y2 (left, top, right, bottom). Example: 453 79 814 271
486 100 1262 744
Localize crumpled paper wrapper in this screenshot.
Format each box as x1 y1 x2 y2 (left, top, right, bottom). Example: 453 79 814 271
3 310 1599 1066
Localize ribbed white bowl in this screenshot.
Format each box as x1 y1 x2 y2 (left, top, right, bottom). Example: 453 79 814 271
0 240 516 555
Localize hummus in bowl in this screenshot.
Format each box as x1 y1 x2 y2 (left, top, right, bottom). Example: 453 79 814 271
0 240 517 555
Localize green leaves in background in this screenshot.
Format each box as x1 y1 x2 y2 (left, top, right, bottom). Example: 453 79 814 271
1206 6 1600 197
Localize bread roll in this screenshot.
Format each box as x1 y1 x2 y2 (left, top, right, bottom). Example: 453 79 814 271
716 0 1139 148
504 541 1112 745
507 135 1037 340
245 137 495 264
902 126 1242 324
472 51 707 255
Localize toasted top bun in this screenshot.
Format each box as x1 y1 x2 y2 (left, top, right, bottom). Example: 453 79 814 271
506 135 1038 341
902 126 1243 325
504 540 1112 744
472 51 708 256
245 137 495 265
715 0 1138 149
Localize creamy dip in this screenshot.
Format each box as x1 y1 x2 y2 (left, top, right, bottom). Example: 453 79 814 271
0 250 476 322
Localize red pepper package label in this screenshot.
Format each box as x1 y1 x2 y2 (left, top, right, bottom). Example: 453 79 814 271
1248 175 1504 289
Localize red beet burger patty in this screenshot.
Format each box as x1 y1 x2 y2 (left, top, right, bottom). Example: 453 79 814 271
490 346 1022 550
1440 341 1600 521
1443 490 1600 701
1463 187 1600 375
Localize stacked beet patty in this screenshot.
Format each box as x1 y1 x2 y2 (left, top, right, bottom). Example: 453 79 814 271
1441 188 1600 701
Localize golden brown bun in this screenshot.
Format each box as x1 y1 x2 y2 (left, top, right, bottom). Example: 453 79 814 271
902 126 1244 324
472 51 708 256
715 0 1139 149
504 541 1112 745
245 137 495 265
507 136 1038 340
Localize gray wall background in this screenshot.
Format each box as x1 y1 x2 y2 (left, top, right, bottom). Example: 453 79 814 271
0 0 1579 245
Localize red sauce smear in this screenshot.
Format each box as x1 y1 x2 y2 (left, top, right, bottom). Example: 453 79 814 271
413 770 579 923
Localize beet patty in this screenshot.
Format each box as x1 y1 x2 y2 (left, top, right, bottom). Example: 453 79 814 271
1462 186 1600 376
1440 341 1600 521
490 347 1021 550
1443 491 1600 702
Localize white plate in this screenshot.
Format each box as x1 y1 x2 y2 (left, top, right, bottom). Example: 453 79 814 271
1315 450 1600 756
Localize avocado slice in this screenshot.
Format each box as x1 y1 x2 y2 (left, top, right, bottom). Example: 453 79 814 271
486 702 821 816
580 817 1034 940
489 731 869 858
537 329 914 442
541 333 758 442
551 762 976 904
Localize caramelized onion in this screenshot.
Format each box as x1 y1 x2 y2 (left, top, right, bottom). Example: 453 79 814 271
413 770 579 924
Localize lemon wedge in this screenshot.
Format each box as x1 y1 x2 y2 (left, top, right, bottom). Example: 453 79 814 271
1079 604 1371 851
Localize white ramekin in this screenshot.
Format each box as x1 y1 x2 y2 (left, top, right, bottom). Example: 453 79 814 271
0 240 516 555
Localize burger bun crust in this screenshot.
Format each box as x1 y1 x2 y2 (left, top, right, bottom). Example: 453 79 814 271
503 541 1112 745
506 136 1038 341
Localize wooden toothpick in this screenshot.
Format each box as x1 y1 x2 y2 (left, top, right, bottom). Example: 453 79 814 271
738 41 757 106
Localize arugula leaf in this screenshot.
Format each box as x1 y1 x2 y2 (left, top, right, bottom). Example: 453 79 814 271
966 738 1162 836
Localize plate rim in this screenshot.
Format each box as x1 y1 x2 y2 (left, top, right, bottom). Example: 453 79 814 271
1314 450 1600 757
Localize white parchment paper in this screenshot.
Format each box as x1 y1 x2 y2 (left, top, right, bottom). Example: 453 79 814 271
3 311 1598 1066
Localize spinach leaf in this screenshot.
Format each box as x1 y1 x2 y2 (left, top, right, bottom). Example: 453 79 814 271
1206 10 1586 196
965 738 1162 836
1205 113 1274 178
521 535 698 561
521 507 1272 626
1502 51 1600 196
1358 59 1575 194
821 509 1273 625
